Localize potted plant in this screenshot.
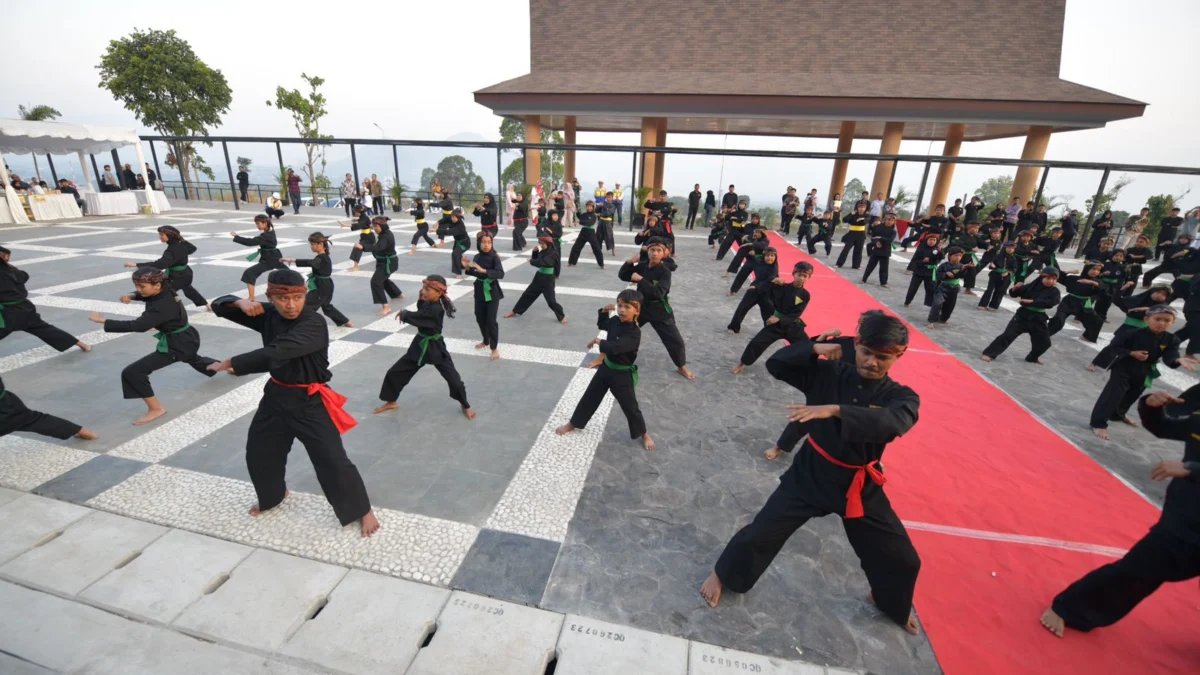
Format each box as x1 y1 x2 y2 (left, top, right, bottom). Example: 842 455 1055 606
390 182 407 212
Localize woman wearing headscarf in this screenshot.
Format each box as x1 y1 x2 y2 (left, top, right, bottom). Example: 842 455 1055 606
562 180 577 228
125 225 209 309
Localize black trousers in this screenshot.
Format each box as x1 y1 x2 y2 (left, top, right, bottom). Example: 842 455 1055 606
862 256 890 285
246 385 372 526
982 314 1052 362
307 290 351 327
0 302 78 352
926 286 958 323
265 207 285 219
343 198 355 216
512 219 528 250
904 276 934 306
370 267 403 305
961 264 980 291
1052 528 1199 632
713 479 920 627
727 288 771 333
808 231 833 256
715 228 745 261
729 263 757 294
836 232 865 268
379 354 470 408
570 364 645 438
1141 263 1174 287
640 312 687 368
1057 232 1076 254
779 213 794 234
1089 366 1144 429
597 221 615 252
450 241 471 276
708 226 725 247
569 228 604 267
1153 232 1178 260
168 268 208 307
372 196 384 214
411 224 436 247
726 244 754 275
239 185 249 202
740 321 807 366
240 259 285 285
0 389 81 439
1174 311 1200 355
795 225 814 250
121 349 217 399
978 275 1011 309
512 275 565 321
900 227 922 249
686 204 700 229
1048 296 1103 341
475 295 500 350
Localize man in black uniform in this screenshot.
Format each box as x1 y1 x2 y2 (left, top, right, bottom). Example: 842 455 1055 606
836 202 870 269
1155 207 1184 261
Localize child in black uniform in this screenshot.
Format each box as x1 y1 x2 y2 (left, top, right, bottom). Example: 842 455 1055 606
904 231 943 307
708 205 728 249
731 262 813 374
620 237 695 380
1089 285 1174 371
1142 234 1193 287
727 247 778 333
809 209 837 257
927 247 968 326
569 201 604 268
506 235 567 324
0 247 91 353
282 232 352 328
357 217 404 316
126 225 208 308
230 214 285 302
473 193 498 241
861 213 898 286
597 192 617 257
437 209 472 278
978 241 1019 311
1048 263 1104 342
981 267 1062 364
407 199 437 254
724 223 766 280
1095 249 1135 321
512 192 530 251
464 233 504 360
555 289 654 451
952 222 987 295
836 202 869 269
715 200 750 261
538 210 565 277
0 374 96 440
343 204 376 268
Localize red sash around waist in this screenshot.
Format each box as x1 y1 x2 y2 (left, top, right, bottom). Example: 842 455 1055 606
807 436 886 519
269 378 357 434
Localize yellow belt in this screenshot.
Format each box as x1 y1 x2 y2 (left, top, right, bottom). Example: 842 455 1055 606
442 209 452 215
359 228 371 235
415 219 426 224
600 217 612 221
849 226 866 232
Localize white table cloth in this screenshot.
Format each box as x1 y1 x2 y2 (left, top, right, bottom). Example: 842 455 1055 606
83 191 139 216
27 193 83 221
134 189 172 214
0 199 14 224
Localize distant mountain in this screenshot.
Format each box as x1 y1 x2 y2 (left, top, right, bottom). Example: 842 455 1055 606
322 132 501 193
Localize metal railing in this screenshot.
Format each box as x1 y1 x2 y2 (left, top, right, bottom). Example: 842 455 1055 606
154 180 489 213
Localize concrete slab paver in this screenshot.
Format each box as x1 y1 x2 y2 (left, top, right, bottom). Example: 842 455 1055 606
406 591 563 675
0 486 24 507
555 613 688 675
0 493 90 564
688 642 827 675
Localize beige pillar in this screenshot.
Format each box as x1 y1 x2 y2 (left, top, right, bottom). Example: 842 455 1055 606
1011 125 1052 204
928 123 966 209
653 118 667 191
523 116 541 185
563 116 577 184
870 122 905 198
828 122 856 203
639 117 658 190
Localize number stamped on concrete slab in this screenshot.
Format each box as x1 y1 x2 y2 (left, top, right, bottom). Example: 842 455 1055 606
452 597 504 616
568 623 626 642
700 653 764 671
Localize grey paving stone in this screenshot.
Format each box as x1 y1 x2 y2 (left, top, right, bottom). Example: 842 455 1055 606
280 569 449 675
688 642 826 675
0 652 55 675
80 528 253 623
406 591 563 675
0 493 91 564
0 509 166 595
451 528 560 606
0 485 26 507
173 548 348 652
33 454 148 504
555 613 688 675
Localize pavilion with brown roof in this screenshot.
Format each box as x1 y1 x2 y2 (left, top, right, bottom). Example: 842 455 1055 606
475 0 1144 206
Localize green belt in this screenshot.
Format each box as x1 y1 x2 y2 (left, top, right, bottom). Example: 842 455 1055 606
154 324 191 353
1145 363 1161 389
556 238 563 250
1068 293 1096 310
1025 306 1047 314
246 247 278 262
537 266 555 275
164 264 188 278
772 310 802 324
1101 278 1120 285
940 278 962 286
416 332 442 366
1123 316 1149 329
306 274 330 292
651 280 672 314
482 278 494 302
374 254 398 274
604 358 638 387
581 224 594 229
0 300 24 329
455 239 470 252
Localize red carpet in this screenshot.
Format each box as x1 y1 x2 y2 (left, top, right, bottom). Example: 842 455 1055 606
765 232 1200 675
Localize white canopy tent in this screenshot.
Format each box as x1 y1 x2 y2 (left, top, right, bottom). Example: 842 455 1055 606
0 118 160 224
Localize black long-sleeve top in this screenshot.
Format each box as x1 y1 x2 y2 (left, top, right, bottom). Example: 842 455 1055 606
0 261 31 302
748 257 779 291
933 261 964 286
618 260 672 321
294 253 335 299
473 203 497 227
951 232 987 262
1008 280 1061 317
597 311 640 367
577 211 597 228
370 229 397 257
987 208 1006 229
867 224 896 258
1098 260 1128 288
1108 328 1182 379
513 202 529 221
705 193 717 208
213 297 330 384
1185 279 1200 313
909 241 943 277
438 197 454 215
842 213 868 232
409 206 426 223
438 219 471 250
1083 242 1112 263
1013 241 1037 267
597 203 616 222
233 229 281 261
102 292 193 356
139 240 198 270
398 299 450 365
765 341 920 513
726 207 748 226
1159 217 1183 239
466 250 504 301
1058 274 1103 300
1033 235 1058 261
721 192 739 210
920 215 950 235
988 251 1020 278
1115 290 1170 322
768 282 810 324
537 219 563 241
530 245 559 274
1137 389 1200 545
1125 245 1153 278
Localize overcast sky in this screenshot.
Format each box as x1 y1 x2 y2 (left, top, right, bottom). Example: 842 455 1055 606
3 0 1197 214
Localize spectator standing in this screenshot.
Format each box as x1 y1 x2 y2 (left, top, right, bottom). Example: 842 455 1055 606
146 166 158 190
563 180 576 227
704 190 716 226
613 183 626 226
340 174 357 216
506 183 517 223
100 165 120 192
286 169 303 214
721 184 739 210
370 174 384 214
780 187 799 235
870 192 886 218
236 165 249 202
687 184 703 230
122 163 138 190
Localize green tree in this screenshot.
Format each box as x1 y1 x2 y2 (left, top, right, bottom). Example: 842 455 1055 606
758 206 781 230
421 156 486 201
501 158 524 189
841 177 866 215
97 29 231 198
17 104 62 182
499 118 565 183
973 175 1015 210
1084 175 1134 220
267 73 331 203
1142 191 1192 242
236 156 253 172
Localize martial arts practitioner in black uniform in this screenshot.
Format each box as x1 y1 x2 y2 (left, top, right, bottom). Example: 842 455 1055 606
282 233 352 328
473 193 498 241
1089 285 1174 371
537 210 565 278
795 205 821 251
0 247 90 353
357 216 404 316
951 222 987 295
89 267 217 425
1047 263 1105 342
125 225 208 308
900 204 948 251
1083 237 1114 264
464 233 504 360
1028 228 1062 278
1094 250 1135 321
987 203 1007 241
230 214 285 302
724 222 766 280
437 209 472 279
597 192 617 257
1154 207 1184 261
375 275 476 420
619 238 695 380
926 247 968 327
726 247 778 334
715 200 750 261
568 202 605 268
1173 277 1200 356
1123 235 1153 296
730 262 813 374
1088 306 1195 440
1041 387 1200 638
342 205 375 269
808 209 837 257
861 214 898 286
978 241 1019 311
708 205 728 249
435 191 455 243
701 311 923 636
981 267 1062 365
555 290 654 451
1084 209 1115 252
1011 230 1038 283
836 202 869 269
406 199 437 255
511 192 530 251
207 269 379 537
505 235 567 324
0 374 95 440
903 231 943 308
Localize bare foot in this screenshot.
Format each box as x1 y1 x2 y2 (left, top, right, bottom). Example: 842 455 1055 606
408 249 416 256
351 265 360 272
727 329 737 335
475 341 488 349
1120 416 1139 428
927 323 937 329
964 290 976 296
555 423 577 436
722 273 729 279
859 280 867 285
559 317 569 325
75 428 98 440
205 303 213 312
981 355 993 362
731 363 745 375
642 433 655 451
250 490 290 516
1039 608 1066 638
1086 363 1096 372
880 284 889 288
1031 359 1044 365
764 446 783 460
977 306 987 311
700 571 723 608
679 366 696 380
988 307 997 312
490 349 500 361
726 291 735 296
77 341 92 352
868 592 921 636
344 321 355 328
377 306 392 317
133 408 167 426
1092 427 1110 441
373 401 399 414
462 407 476 420
360 511 381 537
504 311 518 319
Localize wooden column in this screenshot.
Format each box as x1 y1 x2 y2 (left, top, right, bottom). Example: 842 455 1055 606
639 117 658 189
928 123 966 209
653 117 667 191
828 121 856 203
870 122 905 198
1011 126 1052 204
524 116 541 185
563 116 577 184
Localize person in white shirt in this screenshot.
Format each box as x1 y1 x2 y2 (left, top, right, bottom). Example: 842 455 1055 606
870 192 886 218
100 165 121 192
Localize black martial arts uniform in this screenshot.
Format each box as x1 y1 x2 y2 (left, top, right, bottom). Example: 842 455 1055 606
714 341 922 628
978 250 1019 309
1057 214 1078 254
1012 240 1037 284
511 245 565 321
234 228 285 284
772 336 858 455
568 210 604 268
379 300 470 409
716 208 750 261
861 224 896 285
809 215 836 256
987 208 1007 241
1154 216 1183 260
794 212 819 250
1124 245 1153 296
465 247 504 350
900 215 943 250
139 240 207 307
926 261 963 324
294 253 350 327
436 197 455 241
708 212 726 247
569 309 645 438
408 206 434 248
0 259 80 351
512 202 529 251
904 241 943 307
981 281 1061 362
1094 260 1131 321
212 296 371 527
737 280 810 366
1090 328 1183 430
726 232 767 281
438 218 471 276
1051 391 1200 631
1085 215 1115 251
596 203 617 254
1048 273 1104 341
104 292 216 399
836 213 869 269
1028 234 1060 277
727 256 778 334
1173 281 1200 356
366 228 403 305
951 231 988 291
0 374 83 439
473 201 498 241
350 213 376 262
1090 290 1173 369
619 258 687 369
537 218 565 277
